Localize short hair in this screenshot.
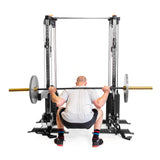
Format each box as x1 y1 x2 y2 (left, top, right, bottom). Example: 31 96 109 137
76 76 87 83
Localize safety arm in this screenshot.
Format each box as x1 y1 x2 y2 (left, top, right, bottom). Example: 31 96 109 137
50 92 65 107
93 92 109 108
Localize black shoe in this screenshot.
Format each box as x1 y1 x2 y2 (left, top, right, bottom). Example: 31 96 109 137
54 137 64 147
92 138 103 147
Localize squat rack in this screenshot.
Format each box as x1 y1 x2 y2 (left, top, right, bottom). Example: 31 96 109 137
28 15 133 139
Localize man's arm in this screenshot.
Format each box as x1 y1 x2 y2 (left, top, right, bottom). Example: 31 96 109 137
49 87 66 107
93 86 110 108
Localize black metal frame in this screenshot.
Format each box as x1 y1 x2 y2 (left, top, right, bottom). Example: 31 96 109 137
29 15 133 140
29 16 58 138
101 15 133 140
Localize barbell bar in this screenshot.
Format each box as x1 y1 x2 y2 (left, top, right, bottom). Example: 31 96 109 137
9 75 152 104
9 86 152 92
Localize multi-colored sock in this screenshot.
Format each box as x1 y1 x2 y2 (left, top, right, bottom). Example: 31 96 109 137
92 129 100 140
57 128 64 139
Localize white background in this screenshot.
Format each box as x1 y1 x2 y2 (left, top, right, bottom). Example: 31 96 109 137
0 0 160 159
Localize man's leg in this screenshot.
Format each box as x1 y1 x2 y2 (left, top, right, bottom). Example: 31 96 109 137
94 108 103 130
56 107 65 129
55 107 65 146
92 108 103 147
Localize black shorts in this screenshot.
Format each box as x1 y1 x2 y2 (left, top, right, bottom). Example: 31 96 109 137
59 108 98 129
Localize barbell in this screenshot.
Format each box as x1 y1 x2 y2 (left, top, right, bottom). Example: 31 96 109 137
9 75 153 104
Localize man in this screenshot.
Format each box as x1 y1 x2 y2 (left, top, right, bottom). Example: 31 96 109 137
49 76 110 147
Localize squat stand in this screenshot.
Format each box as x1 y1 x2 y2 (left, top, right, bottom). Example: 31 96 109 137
29 16 58 138
100 16 133 140
29 15 133 140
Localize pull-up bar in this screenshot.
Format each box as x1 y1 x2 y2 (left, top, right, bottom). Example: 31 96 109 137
47 15 120 20
52 17 110 19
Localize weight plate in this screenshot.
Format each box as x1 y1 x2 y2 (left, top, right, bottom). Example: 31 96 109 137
124 74 129 103
29 75 39 104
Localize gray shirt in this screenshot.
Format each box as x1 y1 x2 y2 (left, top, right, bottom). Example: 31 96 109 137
59 87 99 123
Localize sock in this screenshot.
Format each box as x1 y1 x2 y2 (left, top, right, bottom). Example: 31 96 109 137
92 129 100 140
57 128 64 139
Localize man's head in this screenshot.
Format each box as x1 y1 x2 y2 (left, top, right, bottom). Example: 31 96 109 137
76 76 87 86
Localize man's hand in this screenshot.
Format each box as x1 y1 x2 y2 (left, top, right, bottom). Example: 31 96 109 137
93 86 110 108
49 86 57 94
49 86 65 107
102 86 110 93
